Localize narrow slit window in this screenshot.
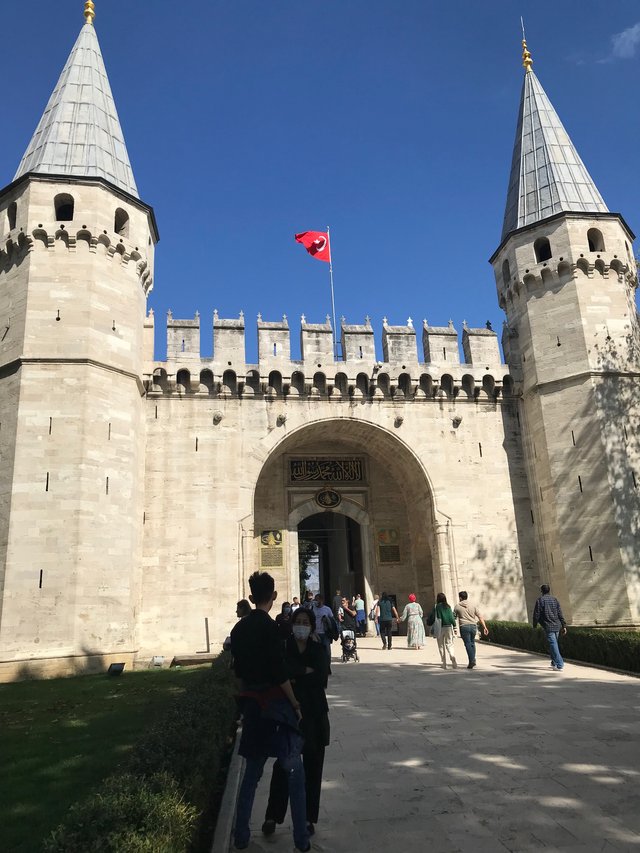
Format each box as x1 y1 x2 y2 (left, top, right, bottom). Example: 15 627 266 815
632 471 637 489
578 476 583 493
105 476 109 495
143 512 146 525
108 422 111 440
155 405 158 420
571 430 576 446
589 545 593 562
45 472 49 492
49 417 52 436
7 201 17 230
195 437 199 452
114 208 130 238
478 442 483 458
530 510 534 524
443 347 446 360
39 569 43 589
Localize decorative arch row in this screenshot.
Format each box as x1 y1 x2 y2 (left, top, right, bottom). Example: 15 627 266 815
498 255 630 309
150 368 515 400
0 226 152 292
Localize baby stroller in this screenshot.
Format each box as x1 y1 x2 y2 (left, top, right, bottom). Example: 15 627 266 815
340 629 359 663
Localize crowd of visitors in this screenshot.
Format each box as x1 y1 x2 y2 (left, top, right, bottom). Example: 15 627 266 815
227 577 568 849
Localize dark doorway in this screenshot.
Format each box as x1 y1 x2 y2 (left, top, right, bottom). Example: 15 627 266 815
298 512 364 602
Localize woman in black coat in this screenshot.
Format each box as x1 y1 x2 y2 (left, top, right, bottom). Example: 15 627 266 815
262 606 330 838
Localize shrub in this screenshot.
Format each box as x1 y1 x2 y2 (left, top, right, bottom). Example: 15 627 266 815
44 655 237 853
43 773 197 853
486 621 640 673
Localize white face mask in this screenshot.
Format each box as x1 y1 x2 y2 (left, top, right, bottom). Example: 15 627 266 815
292 625 311 641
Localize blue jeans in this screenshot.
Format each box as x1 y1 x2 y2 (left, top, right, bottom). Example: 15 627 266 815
460 624 477 665
546 631 564 669
235 753 309 850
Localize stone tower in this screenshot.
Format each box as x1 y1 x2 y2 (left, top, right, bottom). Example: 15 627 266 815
490 41 640 626
0 2 157 678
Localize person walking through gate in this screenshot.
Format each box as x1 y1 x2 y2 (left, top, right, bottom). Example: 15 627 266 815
428 592 458 669
399 593 425 649
454 591 489 669
353 593 367 636
376 592 399 650
532 584 567 670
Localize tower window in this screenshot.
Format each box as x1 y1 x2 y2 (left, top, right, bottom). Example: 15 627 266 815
114 208 130 238
587 228 605 252
7 202 17 230
54 193 74 221
53 193 74 222
534 237 552 263
502 258 511 286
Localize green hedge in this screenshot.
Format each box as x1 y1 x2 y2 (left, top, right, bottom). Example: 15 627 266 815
485 621 640 674
44 655 237 853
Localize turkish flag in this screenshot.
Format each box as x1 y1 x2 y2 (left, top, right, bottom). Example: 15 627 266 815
294 230 331 262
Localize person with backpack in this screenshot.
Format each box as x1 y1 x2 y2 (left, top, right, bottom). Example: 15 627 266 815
313 593 337 664
427 592 458 669
376 592 399 650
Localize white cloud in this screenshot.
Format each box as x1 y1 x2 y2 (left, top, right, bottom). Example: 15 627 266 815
611 22 640 59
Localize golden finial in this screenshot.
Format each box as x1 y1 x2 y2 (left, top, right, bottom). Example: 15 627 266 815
522 39 533 73
84 1 95 25
520 17 532 73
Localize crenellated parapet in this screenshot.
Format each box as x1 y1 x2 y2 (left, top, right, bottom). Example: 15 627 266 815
146 311 514 401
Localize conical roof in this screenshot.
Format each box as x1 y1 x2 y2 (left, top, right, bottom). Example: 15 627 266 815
13 21 138 198
501 67 607 240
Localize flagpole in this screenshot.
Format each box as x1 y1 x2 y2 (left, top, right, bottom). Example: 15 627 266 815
327 225 338 359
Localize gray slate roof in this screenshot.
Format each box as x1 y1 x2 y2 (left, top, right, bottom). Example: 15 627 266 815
14 22 138 198
502 70 607 240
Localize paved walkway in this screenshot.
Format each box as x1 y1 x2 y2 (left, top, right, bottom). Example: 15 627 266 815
225 635 640 852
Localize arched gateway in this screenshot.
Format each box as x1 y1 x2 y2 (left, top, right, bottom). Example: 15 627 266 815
252 420 453 612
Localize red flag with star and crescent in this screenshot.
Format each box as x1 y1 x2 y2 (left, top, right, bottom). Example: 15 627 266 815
294 230 331 262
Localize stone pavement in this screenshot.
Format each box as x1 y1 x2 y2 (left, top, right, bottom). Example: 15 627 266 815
224 635 640 852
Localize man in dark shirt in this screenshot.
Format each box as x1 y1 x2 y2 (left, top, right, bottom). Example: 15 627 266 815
338 596 357 634
532 584 567 671
230 572 310 852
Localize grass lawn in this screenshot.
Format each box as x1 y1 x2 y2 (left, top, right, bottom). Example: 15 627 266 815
0 666 205 853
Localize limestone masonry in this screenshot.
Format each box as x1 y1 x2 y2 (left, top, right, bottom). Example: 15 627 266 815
0 17 638 680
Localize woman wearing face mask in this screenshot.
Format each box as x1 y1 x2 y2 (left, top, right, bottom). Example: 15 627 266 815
275 600 294 644
262 607 330 841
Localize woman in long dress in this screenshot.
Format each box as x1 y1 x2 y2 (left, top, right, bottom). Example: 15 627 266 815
400 593 425 649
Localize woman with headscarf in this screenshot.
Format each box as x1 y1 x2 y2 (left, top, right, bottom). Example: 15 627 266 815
399 593 425 649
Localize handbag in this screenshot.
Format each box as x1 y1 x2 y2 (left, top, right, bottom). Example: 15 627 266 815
427 605 442 639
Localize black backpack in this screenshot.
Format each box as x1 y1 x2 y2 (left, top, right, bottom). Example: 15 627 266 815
322 614 339 641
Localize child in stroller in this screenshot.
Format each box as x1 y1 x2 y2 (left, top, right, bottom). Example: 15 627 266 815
340 628 359 663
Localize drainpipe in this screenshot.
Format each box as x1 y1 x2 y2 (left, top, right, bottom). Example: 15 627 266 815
435 509 460 602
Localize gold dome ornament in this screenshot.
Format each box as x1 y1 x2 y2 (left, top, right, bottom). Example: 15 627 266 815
522 39 533 73
84 1 95 25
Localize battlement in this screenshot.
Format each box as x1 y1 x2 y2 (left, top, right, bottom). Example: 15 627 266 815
146 311 514 400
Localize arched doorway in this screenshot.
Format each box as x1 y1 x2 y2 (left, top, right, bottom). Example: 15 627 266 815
298 512 364 600
252 419 444 617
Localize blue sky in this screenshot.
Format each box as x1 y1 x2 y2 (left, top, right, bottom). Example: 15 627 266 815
2 1 639 362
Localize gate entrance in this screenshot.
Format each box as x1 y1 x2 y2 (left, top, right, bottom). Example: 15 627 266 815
297 512 364 600
252 419 442 616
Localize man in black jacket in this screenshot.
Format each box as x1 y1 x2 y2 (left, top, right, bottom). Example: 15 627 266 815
532 584 567 671
230 572 310 852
